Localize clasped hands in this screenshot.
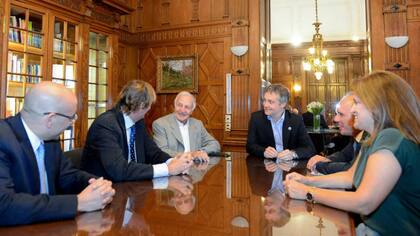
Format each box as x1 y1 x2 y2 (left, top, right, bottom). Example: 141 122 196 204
282 172 313 200
264 147 295 161
77 177 115 212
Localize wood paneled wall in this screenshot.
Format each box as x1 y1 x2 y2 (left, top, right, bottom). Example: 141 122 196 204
369 0 420 96
271 40 368 121
138 37 227 142
118 0 270 151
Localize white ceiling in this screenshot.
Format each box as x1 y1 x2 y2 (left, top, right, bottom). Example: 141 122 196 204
271 0 366 44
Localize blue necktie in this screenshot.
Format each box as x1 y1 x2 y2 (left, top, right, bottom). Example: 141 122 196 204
129 126 136 162
35 142 49 194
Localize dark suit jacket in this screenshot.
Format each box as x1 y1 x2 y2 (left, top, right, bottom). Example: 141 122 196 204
0 114 94 226
315 138 359 174
81 108 171 182
246 110 315 159
327 138 356 163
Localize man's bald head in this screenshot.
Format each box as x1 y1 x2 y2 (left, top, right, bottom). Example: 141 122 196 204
21 82 77 140
23 82 77 115
334 92 358 136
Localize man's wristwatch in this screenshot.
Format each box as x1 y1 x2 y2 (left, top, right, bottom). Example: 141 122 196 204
292 151 298 159
306 187 315 204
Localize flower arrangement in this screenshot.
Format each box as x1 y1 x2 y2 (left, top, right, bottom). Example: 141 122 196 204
307 101 324 130
307 101 324 115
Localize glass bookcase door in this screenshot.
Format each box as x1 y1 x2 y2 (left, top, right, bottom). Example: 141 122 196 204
88 32 109 128
51 19 79 151
6 5 45 117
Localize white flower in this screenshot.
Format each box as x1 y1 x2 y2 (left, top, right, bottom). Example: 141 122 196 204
307 101 324 115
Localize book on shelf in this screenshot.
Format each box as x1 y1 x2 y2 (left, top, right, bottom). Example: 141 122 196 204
8 52 24 82
27 64 41 83
6 98 24 116
9 16 20 43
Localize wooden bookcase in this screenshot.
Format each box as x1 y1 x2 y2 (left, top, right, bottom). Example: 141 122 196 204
0 0 121 151
6 3 47 117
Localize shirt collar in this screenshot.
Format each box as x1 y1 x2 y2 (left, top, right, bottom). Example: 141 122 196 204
123 113 135 130
355 131 366 143
21 117 43 151
176 118 189 127
267 111 285 124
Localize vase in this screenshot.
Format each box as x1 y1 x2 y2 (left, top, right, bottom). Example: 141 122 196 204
313 114 321 131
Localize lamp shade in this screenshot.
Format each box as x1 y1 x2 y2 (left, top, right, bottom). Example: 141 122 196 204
385 36 409 48
230 45 248 57
231 216 249 228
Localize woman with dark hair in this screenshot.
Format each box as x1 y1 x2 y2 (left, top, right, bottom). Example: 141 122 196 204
283 71 420 235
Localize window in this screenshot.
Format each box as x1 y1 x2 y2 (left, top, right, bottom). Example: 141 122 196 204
52 19 79 151
88 32 109 128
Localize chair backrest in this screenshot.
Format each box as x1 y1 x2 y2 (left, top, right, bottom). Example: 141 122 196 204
63 148 83 169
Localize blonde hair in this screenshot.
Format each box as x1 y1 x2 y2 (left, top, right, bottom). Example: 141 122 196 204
116 80 156 114
351 71 420 144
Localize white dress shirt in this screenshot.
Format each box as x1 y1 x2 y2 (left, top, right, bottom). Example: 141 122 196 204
123 114 170 178
176 119 191 152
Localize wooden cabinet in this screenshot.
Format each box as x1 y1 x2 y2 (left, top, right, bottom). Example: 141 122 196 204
6 3 47 117
0 0 124 151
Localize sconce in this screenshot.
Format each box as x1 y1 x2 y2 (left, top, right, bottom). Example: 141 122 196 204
385 36 409 48
231 216 249 228
230 45 248 57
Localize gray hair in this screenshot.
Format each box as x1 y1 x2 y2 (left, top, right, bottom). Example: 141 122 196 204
174 91 196 110
264 84 290 104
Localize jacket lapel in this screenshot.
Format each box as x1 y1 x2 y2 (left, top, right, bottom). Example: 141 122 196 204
170 114 184 147
282 111 291 147
114 109 129 160
135 120 145 163
7 114 41 194
263 113 276 146
43 142 57 194
188 119 198 151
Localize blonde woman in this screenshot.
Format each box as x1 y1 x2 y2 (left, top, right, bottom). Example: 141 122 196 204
283 71 420 236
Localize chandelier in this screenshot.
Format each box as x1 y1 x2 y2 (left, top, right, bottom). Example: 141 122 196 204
302 0 334 80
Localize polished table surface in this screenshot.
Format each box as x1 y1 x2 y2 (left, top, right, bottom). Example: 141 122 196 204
0 152 355 235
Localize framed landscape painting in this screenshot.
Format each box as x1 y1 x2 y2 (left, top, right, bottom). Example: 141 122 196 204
156 55 198 93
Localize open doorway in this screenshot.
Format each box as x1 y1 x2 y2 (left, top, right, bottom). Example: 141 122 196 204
270 0 369 124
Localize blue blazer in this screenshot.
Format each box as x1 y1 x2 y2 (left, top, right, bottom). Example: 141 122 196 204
81 108 171 182
0 114 95 226
246 110 315 159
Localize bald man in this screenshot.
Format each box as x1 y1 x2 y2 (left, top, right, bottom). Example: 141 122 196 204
306 93 364 174
0 82 115 226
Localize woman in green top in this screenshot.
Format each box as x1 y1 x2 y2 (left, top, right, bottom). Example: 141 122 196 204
283 71 420 236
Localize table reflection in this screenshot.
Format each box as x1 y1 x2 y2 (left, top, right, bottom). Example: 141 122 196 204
247 156 353 236
0 153 353 236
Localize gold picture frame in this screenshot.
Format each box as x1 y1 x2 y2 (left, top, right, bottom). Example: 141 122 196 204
156 55 198 94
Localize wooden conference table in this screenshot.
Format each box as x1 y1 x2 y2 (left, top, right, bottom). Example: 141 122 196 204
0 152 355 235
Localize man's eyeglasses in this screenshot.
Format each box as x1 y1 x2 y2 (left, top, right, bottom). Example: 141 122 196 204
23 107 78 122
43 112 78 121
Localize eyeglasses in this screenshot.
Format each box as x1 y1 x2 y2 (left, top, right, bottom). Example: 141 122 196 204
23 107 78 122
43 112 78 121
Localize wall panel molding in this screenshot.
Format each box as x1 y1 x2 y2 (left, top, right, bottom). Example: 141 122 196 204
137 20 231 45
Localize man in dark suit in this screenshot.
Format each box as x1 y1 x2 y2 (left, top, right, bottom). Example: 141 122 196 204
246 84 315 160
306 93 363 174
81 80 192 182
0 82 115 226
